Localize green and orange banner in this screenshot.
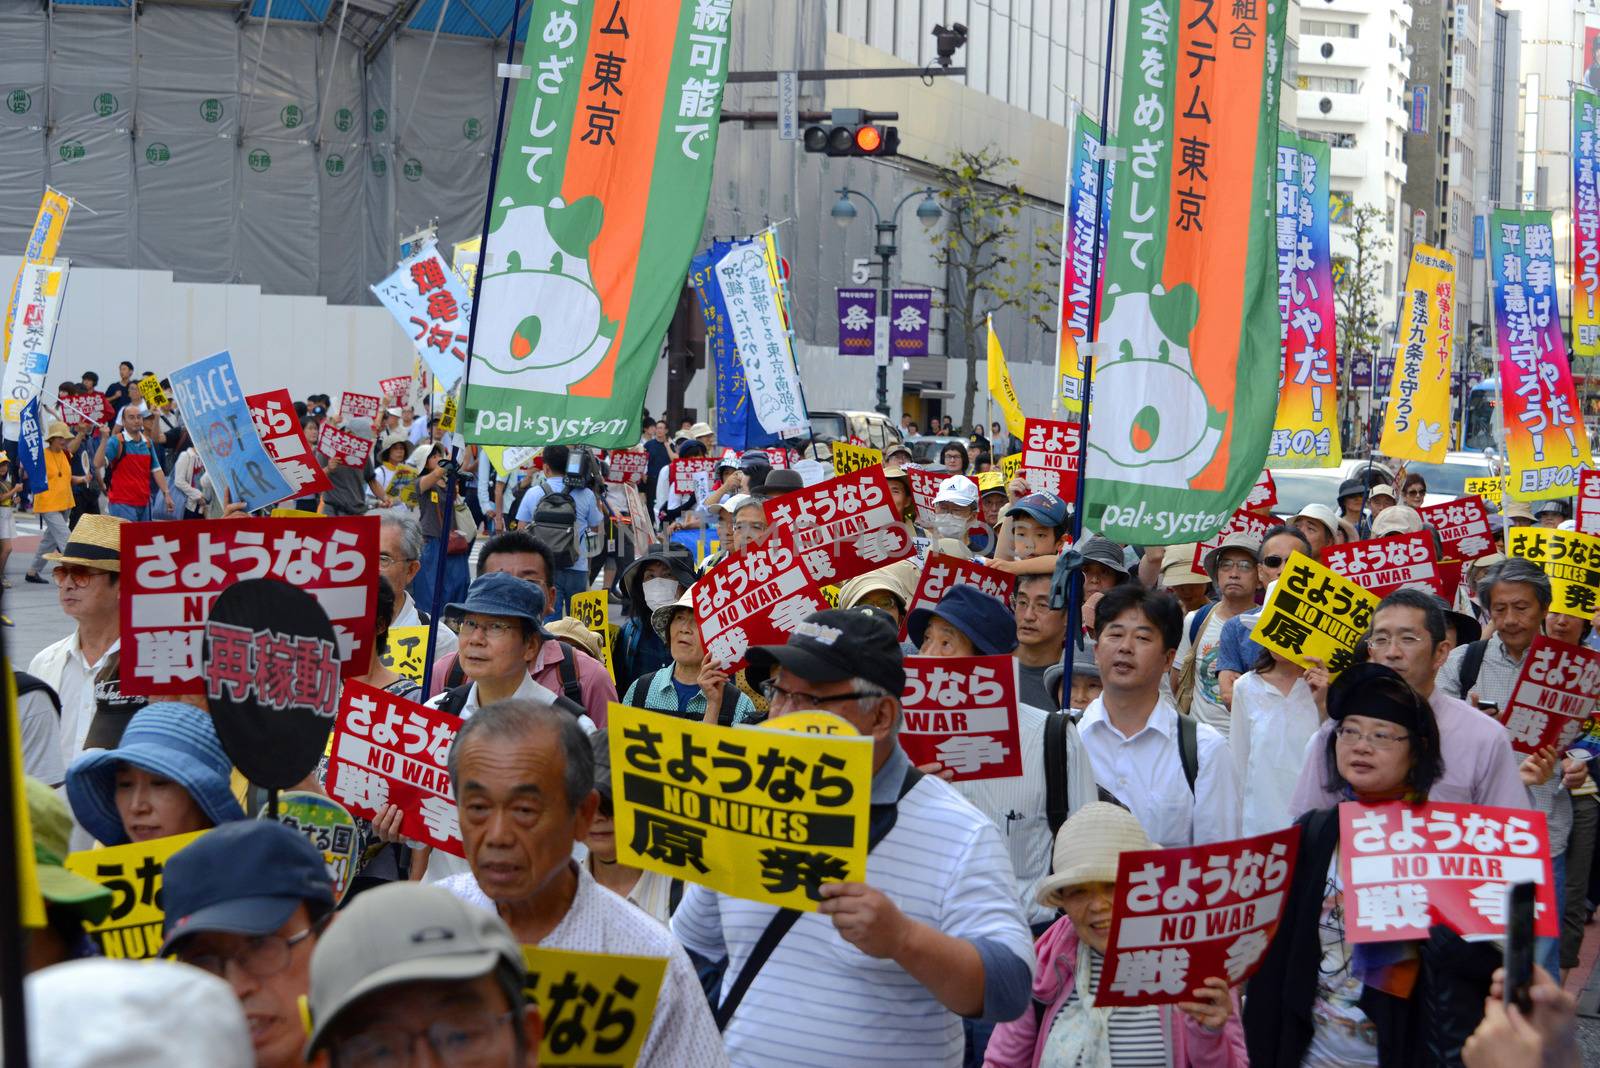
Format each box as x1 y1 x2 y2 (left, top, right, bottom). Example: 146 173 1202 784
1084 0 1288 543
464 1 732 446
1378 245 1455 463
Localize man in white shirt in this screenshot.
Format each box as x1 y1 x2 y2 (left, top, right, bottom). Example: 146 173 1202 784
376 511 456 656
1077 584 1241 848
1170 530 1260 735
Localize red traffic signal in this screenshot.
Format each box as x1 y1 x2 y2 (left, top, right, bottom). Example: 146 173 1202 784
801 121 900 158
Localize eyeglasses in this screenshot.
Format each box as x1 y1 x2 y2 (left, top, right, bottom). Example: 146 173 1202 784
1403 488 1426 500
1367 633 1428 652
378 553 416 568
1334 725 1411 749
330 1010 515 1068
1260 554 1288 570
457 619 520 639
732 522 768 536
1215 557 1256 572
175 926 316 980
759 679 879 709
52 565 105 586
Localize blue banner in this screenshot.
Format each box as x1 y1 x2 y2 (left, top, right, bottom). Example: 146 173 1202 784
19 396 47 494
168 350 293 513
690 240 778 452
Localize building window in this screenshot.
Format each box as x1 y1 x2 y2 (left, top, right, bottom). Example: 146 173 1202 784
1305 75 1359 93
1303 18 1360 38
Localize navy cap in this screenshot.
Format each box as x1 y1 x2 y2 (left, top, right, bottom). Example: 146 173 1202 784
739 448 773 469
160 820 334 954
444 571 549 635
907 583 1019 656
1005 492 1068 529
746 608 905 697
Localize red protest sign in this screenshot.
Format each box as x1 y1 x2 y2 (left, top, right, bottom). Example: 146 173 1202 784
1191 508 1277 576
1096 828 1299 1007
248 389 334 497
1499 634 1600 754
897 655 1023 781
1243 469 1277 513
903 553 1017 639
120 517 381 697
1339 800 1557 943
765 468 915 588
339 391 381 421
377 375 411 403
326 680 463 857
317 423 374 468
1580 470 1600 537
1020 418 1081 496
1418 495 1498 561
60 393 106 426
605 449 649 485
670 456 717 493
1320 531 1460 599
765 447 791 469
906 467 952 527
692 534 829 672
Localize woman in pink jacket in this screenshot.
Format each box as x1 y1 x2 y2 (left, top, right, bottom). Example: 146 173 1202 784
984 803 1249 1068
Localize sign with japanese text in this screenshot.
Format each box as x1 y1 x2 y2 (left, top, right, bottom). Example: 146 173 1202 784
1379 245 1455 463
765 467 915 588
1498 634 1600 754
63 831 204 958
837 287 876 356
1508 526 1600 619
609 701 872 911
1418 495 1497 561
765 446 791 469
1058 113 1113 413
1 260 67 436
2 186 70 375
719 236 810 438
692 533 828 672
370 240 472 392
903 554 1018 639
889 288 932 357
693 239 779 453
1096 828 1299 1007
378 375 412 403
604 448 649 485
59 393 105 426
1492 209 1594 499
317 423 374 468
571 590 616 677
520 947 666 1068
267 791 361 902
1244 468 1278 513
169 350 294 513
1580 469 1600 537
1339 800 1557 942
1190 508 1276 577
339 392 382 423
379 625 430 686
463 1 732 448
830 441 883 478
1573 86 1600 358
1020 418 1081 496
668 456 717 494
1249 551 1378 677
120 516 380 696
1000 453 1022 483
898 655 1023 781
138 374 169 410
1464 476 1506 507
905 467 952 528
248 389 334 498
1320 531 1462 600
326 680 463 857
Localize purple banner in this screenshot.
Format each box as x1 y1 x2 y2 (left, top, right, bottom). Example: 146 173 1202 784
1350 353 1373 388
889 288 932 357
837 287 877 356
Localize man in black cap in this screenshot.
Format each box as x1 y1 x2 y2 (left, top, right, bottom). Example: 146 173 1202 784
671 607 1034 1068
161 820 336 1068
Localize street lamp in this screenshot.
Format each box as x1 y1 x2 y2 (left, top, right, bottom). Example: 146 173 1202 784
833 185 943 415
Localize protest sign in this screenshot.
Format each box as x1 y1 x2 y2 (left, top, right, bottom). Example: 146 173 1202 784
326 679 463 857
1244 469 1278 513
765 710 859 736
121 516 381 696
898 655 1023 781
719 237 811 439
1380 245 1456 463
265 792 361 902
1191 508 1277 577
1249 551 1378 676
830 441 883 477
380 625 430 686
609 702 872 910
669 456 717 494
1000 453 1022 483
63 831 204 958
1496 634 1600 754
1418 495 1497 561
1095 827 1299 1007
1339 800 1557 942
1020 418 1081 495
905 467 951 527
169 350 294 513
2 260 67 435
138 375 169 410
1508 527 1600 619
765 446 791 469
317 423 374 468
521 947 666 1068
59 393 105 426
378 375 412 403
605 448 649 485
438 392 458 433
339 392 382 423
1581 470 1600 537
766 467 915 587
1321 532 1462 599
371 240 472 392
904 554 1018 638
570 590 616 677
248 389 334 497
692 533 828 672
1464 476 1506 507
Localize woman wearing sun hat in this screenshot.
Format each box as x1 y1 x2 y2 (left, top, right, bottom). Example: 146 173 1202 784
619 590 756 725
65 701 246 847
984 802 1247 1068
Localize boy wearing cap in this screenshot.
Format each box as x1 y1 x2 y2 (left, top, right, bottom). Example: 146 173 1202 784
990 491 1072 577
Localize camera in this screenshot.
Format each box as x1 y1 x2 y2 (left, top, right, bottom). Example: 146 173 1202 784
933 23 967 68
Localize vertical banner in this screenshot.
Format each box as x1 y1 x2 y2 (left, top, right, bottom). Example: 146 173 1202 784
1492 209 1594 499
463 0 732 447
1379 245 1456 462
1269 131 1341 467
19 396 49 493
1058 114 1114 413
1086 0 1288 544
837 287 877 355
987 317 1026 438
692 239 776 452
168 350 295 513
369 241 473 392
2 187 71 366
1574 87 1600 358
2 261 69 435
717 238 809 438
889 288 932 356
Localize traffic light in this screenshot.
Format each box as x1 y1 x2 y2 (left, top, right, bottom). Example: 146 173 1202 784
802 108 900 158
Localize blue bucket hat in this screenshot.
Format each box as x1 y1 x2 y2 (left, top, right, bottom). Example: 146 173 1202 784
66 702 246 847
443 571 549 636
907 583 1019 656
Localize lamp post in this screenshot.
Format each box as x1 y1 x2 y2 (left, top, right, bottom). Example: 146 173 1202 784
832 185 943 416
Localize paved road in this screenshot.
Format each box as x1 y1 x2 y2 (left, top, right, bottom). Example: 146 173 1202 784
4 525 74 669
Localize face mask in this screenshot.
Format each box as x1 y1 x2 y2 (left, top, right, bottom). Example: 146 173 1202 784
642 577 681 611
929 515 967 540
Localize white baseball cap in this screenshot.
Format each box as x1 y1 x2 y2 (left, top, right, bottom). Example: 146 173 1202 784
932 475 980 508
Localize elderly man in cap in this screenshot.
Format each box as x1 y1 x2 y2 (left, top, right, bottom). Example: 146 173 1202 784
160 821 335 1068
927 474 982 550
304 882 544 1067
1172 531 1262 734
1290 502 1344 554
672 607 1035 1068
437 699 729 1064
25 419 88 584
752 467 804 501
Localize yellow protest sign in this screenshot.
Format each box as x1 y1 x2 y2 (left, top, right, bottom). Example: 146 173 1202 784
138 375 169 409
439 391 458 432
1000 453 1023 482
831 441 883 477
1508 527 1600 619
381 625 430 685
271 507 324 519
819 585 840 608
571 590 608 633
7 668 44 927
763 711 860 736
608 702 872 911
1464 476 1506 507
1379 245 1456 462
63 830 205 958
987 316 1026 438
520 947 666 1068
1249 551 1378 677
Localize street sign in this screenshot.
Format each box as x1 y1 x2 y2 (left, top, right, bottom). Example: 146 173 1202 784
777 71 799 141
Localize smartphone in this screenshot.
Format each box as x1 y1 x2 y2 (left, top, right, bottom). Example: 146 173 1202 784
1476 700 1500 716
1502 880 1536 1015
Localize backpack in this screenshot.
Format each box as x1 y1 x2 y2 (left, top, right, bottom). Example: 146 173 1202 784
1455 638 1490 700
442 640 585 706
531 478 582 570
1043 709 1198 841
1174 602 1216 714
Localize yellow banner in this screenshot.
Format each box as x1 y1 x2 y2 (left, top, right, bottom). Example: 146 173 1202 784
380 625 431 685
1249 551 1378 677
987 316 1026 438
439 391 458 433
1000 453 1022 482
138 375 169 410
7 668 44 927
1464 476 1505 507
831 441 883 477
64 830 205 958
1379 245 1456 462
3 186 71 359
520 947 665 1068
608 702 872 911
1508 527 1600 619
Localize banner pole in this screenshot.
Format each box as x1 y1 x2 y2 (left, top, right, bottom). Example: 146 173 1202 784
0 633 30 1067
420 0 528 699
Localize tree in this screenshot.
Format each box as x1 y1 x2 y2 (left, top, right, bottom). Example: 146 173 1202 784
930 148 1057 431
1332 203 1391 451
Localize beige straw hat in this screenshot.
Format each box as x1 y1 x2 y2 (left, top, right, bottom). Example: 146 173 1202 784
44 513 126 573
1035 802 1153 908
543 618 605 662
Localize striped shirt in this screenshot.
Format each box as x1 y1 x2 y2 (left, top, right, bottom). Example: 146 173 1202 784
1045 948 1167 1067
670 747 1036 1067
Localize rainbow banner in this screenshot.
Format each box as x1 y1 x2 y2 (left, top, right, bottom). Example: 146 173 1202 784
1574 87 1600 357
464 0 731 446
1491 208 1593 500
1379 245 1455 463
1057 114 1114 414
1084 0 1288 544
1268 130 1340 468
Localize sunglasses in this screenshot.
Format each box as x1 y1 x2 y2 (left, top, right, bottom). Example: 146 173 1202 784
1260 554 1287 569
